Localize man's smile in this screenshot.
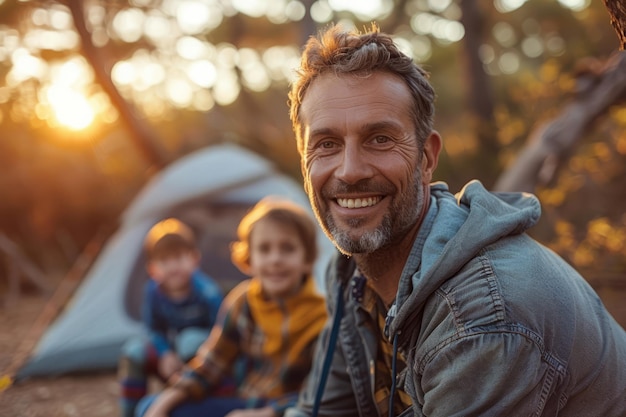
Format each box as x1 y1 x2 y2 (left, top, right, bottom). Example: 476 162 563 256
336 196 382 209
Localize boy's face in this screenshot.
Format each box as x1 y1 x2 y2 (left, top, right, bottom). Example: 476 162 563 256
248 218 312 300
147 249 200 293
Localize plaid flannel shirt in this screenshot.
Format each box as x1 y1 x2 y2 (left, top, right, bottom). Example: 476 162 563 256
175 275 327 414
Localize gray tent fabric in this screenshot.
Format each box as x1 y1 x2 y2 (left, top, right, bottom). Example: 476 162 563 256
17 143 334 379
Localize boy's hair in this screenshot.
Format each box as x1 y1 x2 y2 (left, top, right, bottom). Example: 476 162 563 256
231 197 318 273
144 218 197 260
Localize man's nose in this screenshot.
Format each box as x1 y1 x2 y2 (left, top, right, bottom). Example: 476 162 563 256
334 145 374 184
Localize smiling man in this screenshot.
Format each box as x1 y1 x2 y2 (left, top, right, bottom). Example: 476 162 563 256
285 23 626 417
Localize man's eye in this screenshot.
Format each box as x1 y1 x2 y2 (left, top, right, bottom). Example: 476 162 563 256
374 136 390 144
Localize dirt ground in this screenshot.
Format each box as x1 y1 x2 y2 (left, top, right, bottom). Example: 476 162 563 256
0 291 119 417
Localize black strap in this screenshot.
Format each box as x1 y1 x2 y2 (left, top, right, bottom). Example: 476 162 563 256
311 282 345 417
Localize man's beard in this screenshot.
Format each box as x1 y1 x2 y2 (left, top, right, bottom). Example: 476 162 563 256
330 213 389 254
311 170 425 255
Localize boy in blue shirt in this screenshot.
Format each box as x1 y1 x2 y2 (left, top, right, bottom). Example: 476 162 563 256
118 218 224 417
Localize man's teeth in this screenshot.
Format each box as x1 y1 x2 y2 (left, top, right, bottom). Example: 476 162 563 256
337 197 381 208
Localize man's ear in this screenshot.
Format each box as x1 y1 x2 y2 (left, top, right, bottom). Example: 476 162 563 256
421 131 442 184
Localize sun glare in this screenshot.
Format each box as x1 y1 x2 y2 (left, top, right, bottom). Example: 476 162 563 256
46 85 95 130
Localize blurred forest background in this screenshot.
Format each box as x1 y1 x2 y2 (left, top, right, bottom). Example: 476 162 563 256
0 0 625 310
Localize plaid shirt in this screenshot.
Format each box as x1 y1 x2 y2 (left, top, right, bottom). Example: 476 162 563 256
176 276 327 413
356 275 412 416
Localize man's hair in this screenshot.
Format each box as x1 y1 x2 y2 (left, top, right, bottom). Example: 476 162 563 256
143 218 197 260
288 23 436 155
230 197 318 274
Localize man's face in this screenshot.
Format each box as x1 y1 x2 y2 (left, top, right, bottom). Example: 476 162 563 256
299 71 439 255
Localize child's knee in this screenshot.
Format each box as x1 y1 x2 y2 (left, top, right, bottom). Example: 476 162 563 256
175 328 209 361
121 337 150 364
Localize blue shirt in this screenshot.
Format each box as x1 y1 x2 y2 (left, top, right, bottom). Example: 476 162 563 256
142 270 224 355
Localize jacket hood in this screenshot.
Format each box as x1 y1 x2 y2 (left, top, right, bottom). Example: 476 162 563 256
389 180 541 339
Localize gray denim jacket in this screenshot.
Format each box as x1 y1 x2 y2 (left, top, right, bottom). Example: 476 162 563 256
286 180 626 417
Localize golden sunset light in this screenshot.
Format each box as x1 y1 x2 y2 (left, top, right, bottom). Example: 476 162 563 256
46 85 95 130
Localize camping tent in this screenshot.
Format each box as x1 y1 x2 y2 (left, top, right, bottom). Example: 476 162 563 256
17 143 335 379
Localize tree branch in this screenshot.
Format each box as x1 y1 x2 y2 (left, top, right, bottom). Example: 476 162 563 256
66 0 168 171
494 51 626 192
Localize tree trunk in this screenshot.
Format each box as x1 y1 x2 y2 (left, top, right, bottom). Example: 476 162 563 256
459 0 497 152
66 0 168 171
448 0 500 188
300 0 318 45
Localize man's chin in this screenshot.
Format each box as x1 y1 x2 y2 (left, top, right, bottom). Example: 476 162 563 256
332 235 366 256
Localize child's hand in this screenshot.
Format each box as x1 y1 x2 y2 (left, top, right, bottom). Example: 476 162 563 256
158 351 184 381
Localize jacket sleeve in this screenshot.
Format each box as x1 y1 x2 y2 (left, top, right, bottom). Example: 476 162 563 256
285 258 360 417
417 331 557 417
